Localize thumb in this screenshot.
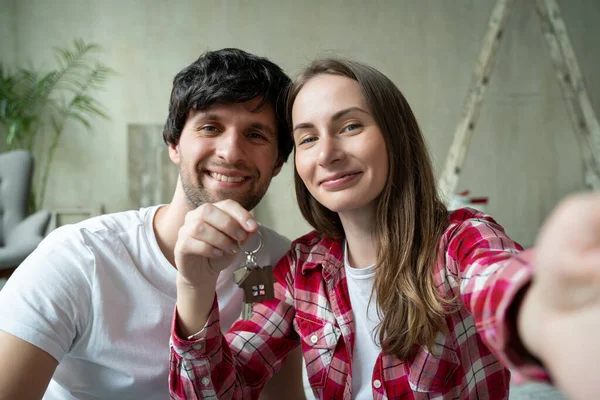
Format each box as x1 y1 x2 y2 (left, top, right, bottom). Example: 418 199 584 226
206 252 238 274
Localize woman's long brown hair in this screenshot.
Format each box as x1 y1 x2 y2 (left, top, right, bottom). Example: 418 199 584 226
287 58 452 360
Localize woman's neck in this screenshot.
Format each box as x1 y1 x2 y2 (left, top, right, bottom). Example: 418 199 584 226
339 207 378 269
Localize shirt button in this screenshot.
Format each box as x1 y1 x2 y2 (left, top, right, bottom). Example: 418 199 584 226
373 379 382 389
201 377 210 386
310 335 318 344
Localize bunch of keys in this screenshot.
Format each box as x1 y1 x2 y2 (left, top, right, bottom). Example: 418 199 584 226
232 230 275 319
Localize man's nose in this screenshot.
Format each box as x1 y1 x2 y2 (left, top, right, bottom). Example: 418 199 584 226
214 130 247 165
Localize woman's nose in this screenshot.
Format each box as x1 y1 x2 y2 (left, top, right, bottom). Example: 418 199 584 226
317 135 345 166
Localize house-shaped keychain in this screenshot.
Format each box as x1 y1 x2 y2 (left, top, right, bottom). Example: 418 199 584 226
233 265 275 302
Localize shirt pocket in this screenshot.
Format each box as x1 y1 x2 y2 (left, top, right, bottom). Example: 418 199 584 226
405 334 461 394
294 314 341 389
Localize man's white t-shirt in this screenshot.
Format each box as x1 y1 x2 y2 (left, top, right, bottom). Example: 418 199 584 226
0 206 290 400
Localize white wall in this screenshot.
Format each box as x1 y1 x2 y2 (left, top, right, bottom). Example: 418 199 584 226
0 0 15 66
2 0 599 246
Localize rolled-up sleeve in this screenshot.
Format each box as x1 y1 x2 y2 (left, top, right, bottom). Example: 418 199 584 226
169 251 300 399
445 209 549 382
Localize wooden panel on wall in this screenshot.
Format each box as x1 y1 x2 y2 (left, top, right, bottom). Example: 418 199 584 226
128 124 178 208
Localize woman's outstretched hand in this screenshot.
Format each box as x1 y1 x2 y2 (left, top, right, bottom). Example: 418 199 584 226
519 193 600 399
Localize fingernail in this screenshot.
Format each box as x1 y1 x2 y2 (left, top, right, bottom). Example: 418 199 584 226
212 249 224 257
229 245 239 254
246 219 258 230
236 229 247 241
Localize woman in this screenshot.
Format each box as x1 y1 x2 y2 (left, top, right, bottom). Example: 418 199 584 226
169 58 595 399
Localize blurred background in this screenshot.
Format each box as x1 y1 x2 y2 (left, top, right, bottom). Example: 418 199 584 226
1 1 598 398
2 0 599 244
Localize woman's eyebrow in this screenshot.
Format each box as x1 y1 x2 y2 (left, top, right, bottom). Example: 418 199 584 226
330 106 370 122
293 106 370 132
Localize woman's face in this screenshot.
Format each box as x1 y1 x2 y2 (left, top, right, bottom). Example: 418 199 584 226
292 74 389 216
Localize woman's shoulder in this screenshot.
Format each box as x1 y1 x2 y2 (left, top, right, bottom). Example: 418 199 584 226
291 230 325 247
441 207 523 255
444 207 505 237
447 207 495 225
289 230 342 263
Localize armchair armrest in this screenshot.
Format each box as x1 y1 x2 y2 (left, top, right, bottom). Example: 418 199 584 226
5 210 51 245
0 211 50 269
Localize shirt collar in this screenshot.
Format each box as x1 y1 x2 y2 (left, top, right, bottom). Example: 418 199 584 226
299 234 345 281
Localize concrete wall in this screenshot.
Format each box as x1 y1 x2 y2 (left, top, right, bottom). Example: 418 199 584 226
2 0 599 246
0 0 16 66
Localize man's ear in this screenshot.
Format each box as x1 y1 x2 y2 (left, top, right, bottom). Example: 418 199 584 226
272 156 284 177
168 141 181 165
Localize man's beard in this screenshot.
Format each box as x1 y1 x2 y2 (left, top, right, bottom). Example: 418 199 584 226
180 164 267 211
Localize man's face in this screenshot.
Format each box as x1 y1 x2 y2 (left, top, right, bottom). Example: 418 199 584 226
169 98 283 211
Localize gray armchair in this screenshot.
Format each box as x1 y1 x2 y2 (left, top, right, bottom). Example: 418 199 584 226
0 150 51 278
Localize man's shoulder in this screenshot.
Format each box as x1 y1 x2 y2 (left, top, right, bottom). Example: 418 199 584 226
46 207 155 244
74 207 155 235
258 224 291 247
256 225 291 264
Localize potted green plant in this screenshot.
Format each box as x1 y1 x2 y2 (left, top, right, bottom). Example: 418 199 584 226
0 39 114 211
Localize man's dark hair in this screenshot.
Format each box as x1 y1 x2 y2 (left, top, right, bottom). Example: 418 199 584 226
163 48 293 162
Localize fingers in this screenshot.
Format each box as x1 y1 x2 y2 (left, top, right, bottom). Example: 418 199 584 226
186 199 257 243
538 193 600 251
175 200 258 284
213 199 259 233
533 193 600 310
178 199 259 261
535 193 600 267
176 222 233 258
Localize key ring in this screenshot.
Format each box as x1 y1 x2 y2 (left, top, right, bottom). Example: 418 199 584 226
238 230 262 267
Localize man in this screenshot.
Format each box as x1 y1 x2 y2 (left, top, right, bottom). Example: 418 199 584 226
0 48 305 400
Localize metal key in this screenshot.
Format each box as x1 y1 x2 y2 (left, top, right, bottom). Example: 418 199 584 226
233 231 275 319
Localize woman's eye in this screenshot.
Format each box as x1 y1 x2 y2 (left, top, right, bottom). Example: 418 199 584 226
343 123 362 132
299 136 317 145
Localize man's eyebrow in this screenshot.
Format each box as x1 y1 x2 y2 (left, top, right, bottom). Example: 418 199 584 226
250 122 276 137
293 106 370 132
189 112 220 124
189 112 276 137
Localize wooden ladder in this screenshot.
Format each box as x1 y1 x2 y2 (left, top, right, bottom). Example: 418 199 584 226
438 0 600 200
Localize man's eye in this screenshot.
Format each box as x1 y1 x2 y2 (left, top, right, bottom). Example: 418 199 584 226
248 132 267 140
200 125 217 132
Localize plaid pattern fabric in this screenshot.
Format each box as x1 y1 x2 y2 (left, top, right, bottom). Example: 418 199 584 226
170 208 549 399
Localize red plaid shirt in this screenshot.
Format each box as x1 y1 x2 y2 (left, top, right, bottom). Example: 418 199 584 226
170 209 549 399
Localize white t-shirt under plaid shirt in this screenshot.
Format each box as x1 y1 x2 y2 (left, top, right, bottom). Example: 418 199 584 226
343 240 381 400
